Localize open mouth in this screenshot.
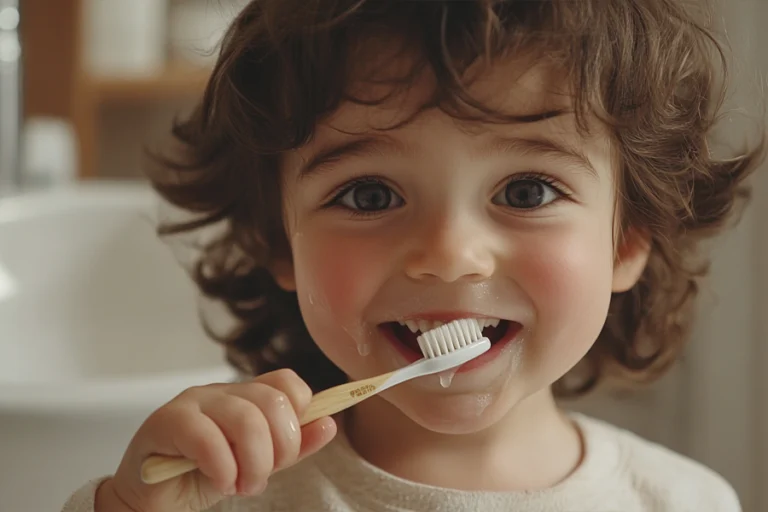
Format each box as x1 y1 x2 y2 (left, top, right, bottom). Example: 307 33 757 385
381 318 515 357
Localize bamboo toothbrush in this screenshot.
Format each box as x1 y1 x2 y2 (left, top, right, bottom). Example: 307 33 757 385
140 318 491 484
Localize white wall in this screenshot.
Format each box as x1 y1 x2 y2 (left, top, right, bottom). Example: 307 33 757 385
755 121 767 512
752 2 768 507
685 2 767 510
752 3 768 508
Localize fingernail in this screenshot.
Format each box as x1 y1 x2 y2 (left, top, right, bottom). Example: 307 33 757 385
242 480 267 496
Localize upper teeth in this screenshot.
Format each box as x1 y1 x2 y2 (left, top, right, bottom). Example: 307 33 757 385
399 318 500 334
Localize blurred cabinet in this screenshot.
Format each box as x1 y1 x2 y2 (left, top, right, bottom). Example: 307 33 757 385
23 0 212 179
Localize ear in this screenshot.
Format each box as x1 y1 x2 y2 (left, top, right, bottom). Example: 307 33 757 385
270 258 296 291
612 228 651 293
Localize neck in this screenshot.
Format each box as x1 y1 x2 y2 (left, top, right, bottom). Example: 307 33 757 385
344 387 583 491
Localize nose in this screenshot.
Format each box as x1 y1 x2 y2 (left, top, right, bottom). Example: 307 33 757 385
403 213 497 283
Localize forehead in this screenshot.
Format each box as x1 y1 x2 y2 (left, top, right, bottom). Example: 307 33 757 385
285 47 611 171
330 53 575 134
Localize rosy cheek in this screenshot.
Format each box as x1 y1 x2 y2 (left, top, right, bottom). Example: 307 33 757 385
514 226 614 340
292 231 386 328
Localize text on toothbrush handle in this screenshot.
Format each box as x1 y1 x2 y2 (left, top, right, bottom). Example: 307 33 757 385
349 384 376 398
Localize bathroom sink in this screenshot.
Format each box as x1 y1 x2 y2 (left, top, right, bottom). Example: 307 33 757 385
0 181 238 510
0 181 236 411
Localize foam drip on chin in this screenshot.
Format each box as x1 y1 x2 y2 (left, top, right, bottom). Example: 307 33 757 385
340 321 374 358
474 393 493 416
357 342 372 356
439 368 458 388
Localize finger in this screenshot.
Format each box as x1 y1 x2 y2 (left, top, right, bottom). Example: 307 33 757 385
230 384 302 471
247 369 313 413
201 395 274 495
166 406 237 494
297 416 337 462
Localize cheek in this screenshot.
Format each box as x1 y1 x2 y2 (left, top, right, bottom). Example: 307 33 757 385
291 230 390 336
514 223 614 347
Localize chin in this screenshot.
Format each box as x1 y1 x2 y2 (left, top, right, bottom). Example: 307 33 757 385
385 388 518 435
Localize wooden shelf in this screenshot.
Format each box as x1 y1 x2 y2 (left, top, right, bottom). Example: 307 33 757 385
26 0 216 178
82 64 211 104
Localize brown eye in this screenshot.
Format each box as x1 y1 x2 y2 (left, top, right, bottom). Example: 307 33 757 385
337 181 404 212
493 178 559 209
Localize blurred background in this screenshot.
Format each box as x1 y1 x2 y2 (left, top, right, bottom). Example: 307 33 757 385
18 0 246 184
0 0 765 511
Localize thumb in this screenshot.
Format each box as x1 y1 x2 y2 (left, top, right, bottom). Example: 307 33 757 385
297 416 338 462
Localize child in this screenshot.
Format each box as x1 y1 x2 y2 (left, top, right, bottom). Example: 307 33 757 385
64 0 764 511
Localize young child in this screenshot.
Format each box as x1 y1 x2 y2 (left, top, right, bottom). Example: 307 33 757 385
64 0 764 511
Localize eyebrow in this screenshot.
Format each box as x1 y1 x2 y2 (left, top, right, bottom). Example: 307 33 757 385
297 109 597 179
298 135 408 180
477 135 599 180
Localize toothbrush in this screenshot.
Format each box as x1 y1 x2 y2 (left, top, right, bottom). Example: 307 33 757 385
140 318 491 484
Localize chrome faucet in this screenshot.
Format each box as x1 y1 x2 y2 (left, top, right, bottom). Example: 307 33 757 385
0 0 20 194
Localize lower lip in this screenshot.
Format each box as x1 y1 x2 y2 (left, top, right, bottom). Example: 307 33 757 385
382 323 522 374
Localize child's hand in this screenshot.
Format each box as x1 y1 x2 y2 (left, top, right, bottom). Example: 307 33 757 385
95 369 337 512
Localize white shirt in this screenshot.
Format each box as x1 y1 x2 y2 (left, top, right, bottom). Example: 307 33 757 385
62 413 741 512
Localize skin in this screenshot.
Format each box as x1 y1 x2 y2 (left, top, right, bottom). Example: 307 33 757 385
95 57 650 511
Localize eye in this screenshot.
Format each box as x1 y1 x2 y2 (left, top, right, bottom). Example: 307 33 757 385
334 179 404 213
492 176 563 209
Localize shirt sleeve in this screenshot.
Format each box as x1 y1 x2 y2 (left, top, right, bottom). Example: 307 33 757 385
60 478 110 512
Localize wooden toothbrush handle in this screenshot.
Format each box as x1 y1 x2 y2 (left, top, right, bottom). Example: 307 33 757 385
140 371 397 485
299 370 394 424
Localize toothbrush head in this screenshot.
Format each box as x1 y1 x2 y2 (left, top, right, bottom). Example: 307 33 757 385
375 318 492 389
417 318 490 359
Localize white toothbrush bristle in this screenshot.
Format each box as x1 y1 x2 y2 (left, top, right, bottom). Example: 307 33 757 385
416 318 485 359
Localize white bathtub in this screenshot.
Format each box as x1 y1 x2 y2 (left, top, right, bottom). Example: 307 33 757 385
0 182 238 511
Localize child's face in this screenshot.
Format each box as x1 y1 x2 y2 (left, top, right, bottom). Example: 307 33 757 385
276 58 648 433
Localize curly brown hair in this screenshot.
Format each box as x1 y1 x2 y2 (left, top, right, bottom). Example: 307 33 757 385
148 0 764 396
